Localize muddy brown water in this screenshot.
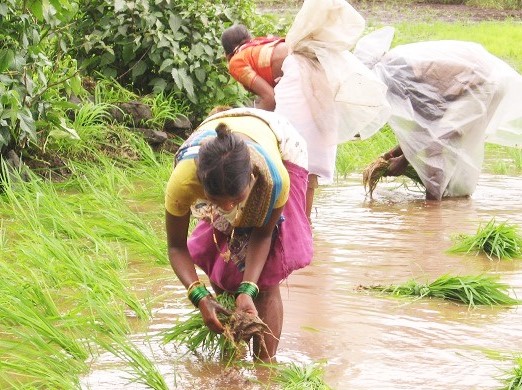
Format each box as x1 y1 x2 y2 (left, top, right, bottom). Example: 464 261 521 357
82 173 522 389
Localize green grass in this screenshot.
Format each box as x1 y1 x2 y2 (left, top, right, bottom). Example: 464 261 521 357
98 334 169 390
392 21 522 71
336 126 398 178
484 144 522 174
1 9 521 387
0 151 167 386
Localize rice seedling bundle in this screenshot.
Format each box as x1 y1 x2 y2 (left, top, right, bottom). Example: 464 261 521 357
359 274 520 307
448 219 522 260
501 357 522 390
161 293 271 359
362 156 424 197
273 362 332 390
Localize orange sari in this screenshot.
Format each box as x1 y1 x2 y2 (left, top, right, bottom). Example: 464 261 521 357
228 37 285 90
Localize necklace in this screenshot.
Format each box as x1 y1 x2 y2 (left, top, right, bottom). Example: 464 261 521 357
209 206 237 262
208 173 255 262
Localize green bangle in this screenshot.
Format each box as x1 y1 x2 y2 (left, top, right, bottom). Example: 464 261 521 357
235 281 259 299
188 285 211 308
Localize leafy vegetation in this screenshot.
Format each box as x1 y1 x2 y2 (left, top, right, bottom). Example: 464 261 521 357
70 0 258 118
0 0 285 177
0 0 83 153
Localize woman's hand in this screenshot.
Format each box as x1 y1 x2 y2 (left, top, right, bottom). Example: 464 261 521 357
235 293 258 317
382 145 403 161
198 295 232 333
386 155 409 176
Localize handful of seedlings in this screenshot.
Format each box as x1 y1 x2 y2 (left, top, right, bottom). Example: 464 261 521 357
358 274 520 308
223 310 271 352
362 156 423 197
161 293 271 359
448 219 522 260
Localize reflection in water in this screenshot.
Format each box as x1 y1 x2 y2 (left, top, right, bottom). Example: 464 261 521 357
82 174 522 389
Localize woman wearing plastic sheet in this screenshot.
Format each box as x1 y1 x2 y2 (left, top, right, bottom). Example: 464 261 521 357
355 27 522 200
222 0 390 218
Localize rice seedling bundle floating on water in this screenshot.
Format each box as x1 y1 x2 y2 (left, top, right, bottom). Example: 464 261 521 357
448 219 522 260
362 156 424 197
160 293 271 359
358 274 520 307
501 356 522 390
273 361 332 390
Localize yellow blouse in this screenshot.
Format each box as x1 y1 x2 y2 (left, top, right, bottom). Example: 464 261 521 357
165 115 290 219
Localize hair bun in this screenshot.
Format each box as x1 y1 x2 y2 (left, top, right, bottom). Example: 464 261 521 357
215 122 231 139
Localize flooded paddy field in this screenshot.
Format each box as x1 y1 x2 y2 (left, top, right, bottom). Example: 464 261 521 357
83 173 522 389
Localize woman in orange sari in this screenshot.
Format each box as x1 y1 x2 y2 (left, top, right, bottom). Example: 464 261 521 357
221 0 390 222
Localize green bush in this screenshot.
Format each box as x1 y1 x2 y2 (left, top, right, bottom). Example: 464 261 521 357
71 0 281 119
0 0 84 153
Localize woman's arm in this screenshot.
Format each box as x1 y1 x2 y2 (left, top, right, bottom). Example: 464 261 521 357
165 210 228 332
166 210 197 286
235 206 283 313
382 145 403 160
249 77 276 111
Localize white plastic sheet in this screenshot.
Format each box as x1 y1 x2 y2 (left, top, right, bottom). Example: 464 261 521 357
282 0 391 145
355 28 522 199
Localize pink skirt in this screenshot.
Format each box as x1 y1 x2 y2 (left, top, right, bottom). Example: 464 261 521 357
187 161 313 292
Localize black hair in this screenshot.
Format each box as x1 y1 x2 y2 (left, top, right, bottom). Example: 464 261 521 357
197 123 251 198
221 24 252 57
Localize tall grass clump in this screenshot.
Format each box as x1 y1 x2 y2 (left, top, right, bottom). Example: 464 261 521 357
93 75 140 104
360 274 520 307
142 92 192 131
0 338 86 389
97 333 169 390
448 219 522 260
46 101 116 157
0 163 161 385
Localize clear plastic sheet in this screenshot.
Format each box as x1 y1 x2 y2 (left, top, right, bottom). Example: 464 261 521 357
355 27 522 199
284 0 391 145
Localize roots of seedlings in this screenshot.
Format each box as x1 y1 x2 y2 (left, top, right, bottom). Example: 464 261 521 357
223 311 271 355
362 156 424 197
362 156 390 197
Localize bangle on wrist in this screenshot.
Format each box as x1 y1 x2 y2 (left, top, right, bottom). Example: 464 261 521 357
188 283 211 308
235 281 259 299
187 280 202 295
